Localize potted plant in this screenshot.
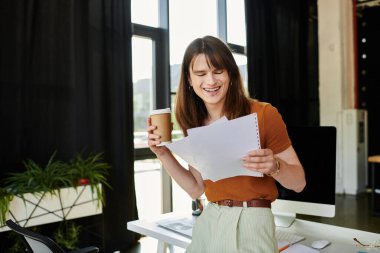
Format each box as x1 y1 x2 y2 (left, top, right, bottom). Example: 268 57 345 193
0 152 111 230
67 152 111 207
4 152 72 195
53 220 82 250
0 187 13 225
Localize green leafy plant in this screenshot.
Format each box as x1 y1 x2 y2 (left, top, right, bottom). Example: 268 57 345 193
0 151 111 227
53 220 82 250
0 152 111 253
7 234 25 253
3 152 72 195
0 187 13 226
68 152 111 206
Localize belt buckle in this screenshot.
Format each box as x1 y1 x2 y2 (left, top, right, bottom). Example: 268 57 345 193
226 199 233 207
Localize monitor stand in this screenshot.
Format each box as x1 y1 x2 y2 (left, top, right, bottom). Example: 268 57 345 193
273 212 296 228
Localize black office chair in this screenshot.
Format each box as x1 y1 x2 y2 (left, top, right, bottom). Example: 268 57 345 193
6 219 99 253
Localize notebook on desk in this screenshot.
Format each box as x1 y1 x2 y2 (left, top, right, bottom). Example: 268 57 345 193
157 216 195 237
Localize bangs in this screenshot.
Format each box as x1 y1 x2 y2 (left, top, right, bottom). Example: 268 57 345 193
203 47 227 70
204 50 227 69
189 51 226 72
186 36 234 73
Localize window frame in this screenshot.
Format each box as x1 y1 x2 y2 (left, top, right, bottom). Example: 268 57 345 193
132 0 172 214
132 0 247 215
132 3 170 160
218 0 246 54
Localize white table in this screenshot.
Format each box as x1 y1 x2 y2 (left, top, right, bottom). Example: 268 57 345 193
127 212 380 253
368 155 380 215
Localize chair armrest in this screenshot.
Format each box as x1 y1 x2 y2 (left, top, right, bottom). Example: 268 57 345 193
68 246 99 253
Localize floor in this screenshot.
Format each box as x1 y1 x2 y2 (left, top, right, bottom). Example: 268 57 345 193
123 192 380 253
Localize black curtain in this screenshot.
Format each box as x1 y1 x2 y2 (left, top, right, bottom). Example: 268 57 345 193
245 0 319 126
0 0 139 251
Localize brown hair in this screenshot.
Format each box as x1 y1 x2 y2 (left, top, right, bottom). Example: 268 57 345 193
175 36 251 135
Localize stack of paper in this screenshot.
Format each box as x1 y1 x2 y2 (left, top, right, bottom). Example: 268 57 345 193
157 216 196 237
166 113 263 181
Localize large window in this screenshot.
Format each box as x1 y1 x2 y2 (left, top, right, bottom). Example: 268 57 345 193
169 0 218 68
131 0 247 219
226 0 246 45
131 0 159 27
131 0 171 220
132 36 153 149
169 0 247 92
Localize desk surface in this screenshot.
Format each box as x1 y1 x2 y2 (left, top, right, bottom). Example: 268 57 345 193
127 212 380 253
368 155 380 163
128 213 191 249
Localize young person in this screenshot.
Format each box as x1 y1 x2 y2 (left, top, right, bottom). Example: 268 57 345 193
147 35 306 253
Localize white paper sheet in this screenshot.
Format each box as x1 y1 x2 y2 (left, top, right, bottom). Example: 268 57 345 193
165 137 198 168
187 116 228 136
166 113 263 181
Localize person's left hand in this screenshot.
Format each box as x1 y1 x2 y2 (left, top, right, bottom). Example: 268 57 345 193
242 149 278 175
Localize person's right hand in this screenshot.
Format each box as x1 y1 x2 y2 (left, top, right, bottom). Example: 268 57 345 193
147 117 171 157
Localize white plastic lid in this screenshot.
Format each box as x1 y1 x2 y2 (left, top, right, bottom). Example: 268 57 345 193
151 108 171 115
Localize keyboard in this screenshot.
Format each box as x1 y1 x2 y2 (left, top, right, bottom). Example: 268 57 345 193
275 229 305 244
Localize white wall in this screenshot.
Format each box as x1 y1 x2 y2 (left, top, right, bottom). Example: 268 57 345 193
318 0 356 126
318 0 368 194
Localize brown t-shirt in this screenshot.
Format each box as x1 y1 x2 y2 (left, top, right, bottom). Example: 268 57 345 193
204 101 291 202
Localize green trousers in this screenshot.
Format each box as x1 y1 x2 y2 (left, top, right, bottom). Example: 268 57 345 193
186 202 278 253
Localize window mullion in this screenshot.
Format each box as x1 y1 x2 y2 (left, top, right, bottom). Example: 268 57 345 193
217 0 228 41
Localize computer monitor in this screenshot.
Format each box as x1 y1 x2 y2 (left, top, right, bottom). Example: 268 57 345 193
272 126 336 227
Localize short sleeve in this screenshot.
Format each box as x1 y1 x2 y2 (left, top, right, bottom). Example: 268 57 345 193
262 104 291 154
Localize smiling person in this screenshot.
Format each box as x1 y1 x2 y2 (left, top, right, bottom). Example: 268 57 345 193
147 35 306 253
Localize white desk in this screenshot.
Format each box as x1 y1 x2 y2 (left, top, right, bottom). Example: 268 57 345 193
127 212 380 253
369 155 380 215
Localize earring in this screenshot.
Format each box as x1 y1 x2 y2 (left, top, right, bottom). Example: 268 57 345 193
230 82 233 86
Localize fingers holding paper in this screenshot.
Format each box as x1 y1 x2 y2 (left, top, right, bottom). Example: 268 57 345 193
242 149 278 175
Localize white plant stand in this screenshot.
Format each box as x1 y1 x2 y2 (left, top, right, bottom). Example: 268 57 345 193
0 184 103 232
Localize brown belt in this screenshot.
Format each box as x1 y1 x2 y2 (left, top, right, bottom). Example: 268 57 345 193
215 199 271 208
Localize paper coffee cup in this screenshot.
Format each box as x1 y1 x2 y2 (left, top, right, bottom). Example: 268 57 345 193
150 108 172 146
